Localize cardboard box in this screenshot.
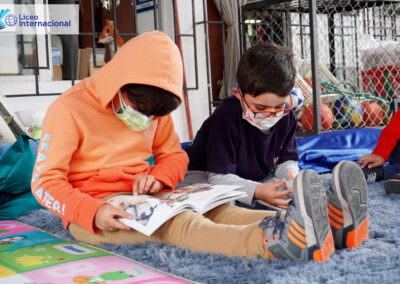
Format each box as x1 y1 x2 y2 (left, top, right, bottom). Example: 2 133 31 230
76 48 106 79
89 48 106 76
89 60 106 76
53 65 62 81
77 48 91 80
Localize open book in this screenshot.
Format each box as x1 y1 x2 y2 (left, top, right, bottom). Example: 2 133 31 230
255 200 286 211
108 184 247 236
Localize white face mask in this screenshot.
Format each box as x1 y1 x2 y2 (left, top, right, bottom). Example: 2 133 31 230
112 90 153 132
242 102 283 131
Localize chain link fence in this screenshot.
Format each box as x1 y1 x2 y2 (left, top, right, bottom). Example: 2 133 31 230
242 0 400 134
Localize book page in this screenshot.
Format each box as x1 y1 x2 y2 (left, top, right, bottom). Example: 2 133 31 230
254 199 286 211
165 184 246 214
108 195 188 236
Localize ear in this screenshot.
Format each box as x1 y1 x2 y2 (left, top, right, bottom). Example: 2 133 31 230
232 87 241 100
106 19 110 25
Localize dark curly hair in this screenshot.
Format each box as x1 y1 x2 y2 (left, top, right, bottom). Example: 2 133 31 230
236 42 296 97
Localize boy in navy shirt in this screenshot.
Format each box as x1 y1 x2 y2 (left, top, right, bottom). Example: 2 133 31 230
179 42 368 260
185 43 298 210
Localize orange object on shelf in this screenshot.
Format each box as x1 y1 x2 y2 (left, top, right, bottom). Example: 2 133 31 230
361 101 384 127
300 103 334 132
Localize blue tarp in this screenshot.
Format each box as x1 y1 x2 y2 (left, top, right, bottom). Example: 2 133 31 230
297 128 382 173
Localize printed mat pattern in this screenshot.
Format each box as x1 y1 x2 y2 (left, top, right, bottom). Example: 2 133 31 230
0 220 193 283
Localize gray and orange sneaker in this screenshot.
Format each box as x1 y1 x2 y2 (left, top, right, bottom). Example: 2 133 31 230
259 169 334 262
327 161 368 249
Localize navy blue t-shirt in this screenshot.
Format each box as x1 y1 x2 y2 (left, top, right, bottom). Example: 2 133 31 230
185 96 298 181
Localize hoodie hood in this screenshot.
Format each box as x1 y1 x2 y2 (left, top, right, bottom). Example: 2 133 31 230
85 31 183 108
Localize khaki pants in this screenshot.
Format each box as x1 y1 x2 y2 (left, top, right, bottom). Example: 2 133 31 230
69 200 277 259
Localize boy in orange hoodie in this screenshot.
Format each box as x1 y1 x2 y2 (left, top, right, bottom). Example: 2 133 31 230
31 31 363 261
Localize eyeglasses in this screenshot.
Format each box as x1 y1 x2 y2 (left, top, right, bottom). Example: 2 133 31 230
238 88 293 119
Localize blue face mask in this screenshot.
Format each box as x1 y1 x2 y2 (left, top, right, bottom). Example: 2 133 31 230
112 90 153 132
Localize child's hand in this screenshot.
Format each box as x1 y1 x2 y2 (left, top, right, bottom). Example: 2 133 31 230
286 170 294 190
132 175 165 195
254 180 293 209
94 204 132 231
358 153 385 168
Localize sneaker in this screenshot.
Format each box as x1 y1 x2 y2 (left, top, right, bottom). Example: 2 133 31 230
384 173 400 195
361 166 384 183
327 161 368 249
259 169 334 262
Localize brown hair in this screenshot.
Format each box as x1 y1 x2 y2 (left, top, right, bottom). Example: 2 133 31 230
236 42 296 97
122 84 180 116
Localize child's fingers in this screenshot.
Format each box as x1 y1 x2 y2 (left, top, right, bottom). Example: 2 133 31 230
133 176 161 195
275 188 293 198
357 156 366 162
271 179 285 188
140 177 149 194
132 180 139 196
133 176 147 195
287 170 294 182
107 218 131 231
117 210 132 220
138 177 149 194
358 156 378 169
368 161 381 168
143 177 156 193
275 198 291 209
101 207 132 231
150 181 159 193
117 213 132 222
358 160 368 168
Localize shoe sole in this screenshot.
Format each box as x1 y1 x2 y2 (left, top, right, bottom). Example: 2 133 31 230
331 161 368 249
295 170 334 262
384 179 400 195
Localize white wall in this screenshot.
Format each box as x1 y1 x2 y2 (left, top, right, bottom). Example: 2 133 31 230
1 1 211 142
173 0 211 141
136 10 155 34
136 0 211 141
1 77 70 112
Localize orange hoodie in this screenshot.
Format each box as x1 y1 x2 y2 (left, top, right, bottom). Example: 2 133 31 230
31 31 189 233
